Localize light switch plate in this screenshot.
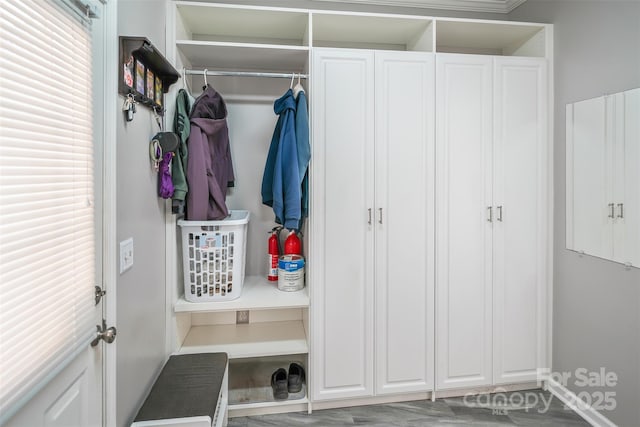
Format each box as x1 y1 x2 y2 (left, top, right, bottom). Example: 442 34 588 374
120 238 134 274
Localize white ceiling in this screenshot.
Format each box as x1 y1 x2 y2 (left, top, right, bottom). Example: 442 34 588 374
312 0 528 14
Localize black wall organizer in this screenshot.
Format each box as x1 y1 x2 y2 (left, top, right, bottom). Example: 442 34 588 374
119 36 180 115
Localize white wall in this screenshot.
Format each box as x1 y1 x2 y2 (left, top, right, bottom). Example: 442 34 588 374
509 2 640 426
116 1 169 426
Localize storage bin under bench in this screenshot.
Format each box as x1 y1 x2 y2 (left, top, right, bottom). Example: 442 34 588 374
131 353 228 427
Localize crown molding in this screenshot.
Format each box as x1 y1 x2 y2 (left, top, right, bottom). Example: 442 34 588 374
311 0 528 14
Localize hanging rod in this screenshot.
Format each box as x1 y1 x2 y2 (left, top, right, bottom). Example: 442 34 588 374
185 69 308 79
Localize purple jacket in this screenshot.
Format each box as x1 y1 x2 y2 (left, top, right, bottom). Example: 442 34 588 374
186 85 235 220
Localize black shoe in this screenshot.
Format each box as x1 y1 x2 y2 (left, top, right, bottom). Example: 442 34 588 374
288 363 305 393
271 368 288 400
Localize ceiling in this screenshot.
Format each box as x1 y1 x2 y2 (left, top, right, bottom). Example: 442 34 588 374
312 0 528 14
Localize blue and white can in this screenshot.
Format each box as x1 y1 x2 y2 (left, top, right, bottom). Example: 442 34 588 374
278 254 305 292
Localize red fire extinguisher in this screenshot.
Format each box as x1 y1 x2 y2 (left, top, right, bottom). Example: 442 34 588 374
268 227 281 281
284 230 302 255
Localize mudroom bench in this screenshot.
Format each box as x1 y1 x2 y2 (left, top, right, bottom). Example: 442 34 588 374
131 353 228 427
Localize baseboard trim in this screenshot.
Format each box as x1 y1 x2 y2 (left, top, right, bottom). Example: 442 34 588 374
434 382 540 399
311 392 432 411
545 379 616 427
311 382 541 411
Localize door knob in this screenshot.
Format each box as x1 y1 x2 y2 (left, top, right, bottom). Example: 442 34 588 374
91 320 117 346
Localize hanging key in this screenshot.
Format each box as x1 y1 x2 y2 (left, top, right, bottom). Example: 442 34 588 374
122 96 131 115
123 94 136 122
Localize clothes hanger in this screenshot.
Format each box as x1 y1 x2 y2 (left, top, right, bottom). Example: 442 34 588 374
202 68 208 90
293 72 305 99
289 72 295 90
182 67 193 96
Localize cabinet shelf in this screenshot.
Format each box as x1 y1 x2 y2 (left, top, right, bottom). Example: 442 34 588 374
175 275 309 313
178 320 308 359
227 356 309 416
436 19 546 56
312 12 433 52
177 41 309 72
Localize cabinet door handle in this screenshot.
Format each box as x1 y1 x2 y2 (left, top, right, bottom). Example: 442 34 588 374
487 206 493 223
617 203 624 219
497 205 503 222
368 208 372 225
378 208 383 224
608 203 615 218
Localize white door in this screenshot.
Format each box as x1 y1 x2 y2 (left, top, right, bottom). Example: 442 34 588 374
3 348 103 427
566 96 609 258
311 48 375 401
374 51 435 395
436 54 493 390
1 0 112 424
492 57 547 384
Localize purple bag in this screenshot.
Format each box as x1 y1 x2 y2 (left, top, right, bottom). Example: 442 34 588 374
150 132 179 199
159 151 175 199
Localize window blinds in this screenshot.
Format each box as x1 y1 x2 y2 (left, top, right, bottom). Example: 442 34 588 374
0 0 96 418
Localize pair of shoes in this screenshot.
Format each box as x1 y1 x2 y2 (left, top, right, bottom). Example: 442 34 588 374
271 363 305 400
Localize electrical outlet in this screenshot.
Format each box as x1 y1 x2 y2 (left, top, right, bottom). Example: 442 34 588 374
119 238 134 274
236 310 249 324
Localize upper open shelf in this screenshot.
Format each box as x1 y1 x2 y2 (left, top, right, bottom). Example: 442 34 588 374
175 2 310 72
436 19 547 57
173 3 551 73
312 12 433 52
176 2 309 46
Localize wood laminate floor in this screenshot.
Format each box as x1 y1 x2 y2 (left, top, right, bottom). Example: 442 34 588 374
228 390 590 426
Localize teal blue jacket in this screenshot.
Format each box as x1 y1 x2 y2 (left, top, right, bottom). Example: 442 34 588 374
261 90 301 230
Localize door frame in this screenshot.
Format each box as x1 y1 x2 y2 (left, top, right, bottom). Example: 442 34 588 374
98 0 119 425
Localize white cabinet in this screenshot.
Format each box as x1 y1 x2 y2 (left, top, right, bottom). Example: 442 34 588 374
566 88 640 267
311 48 435 401
436 54 548 390
165 2 553 413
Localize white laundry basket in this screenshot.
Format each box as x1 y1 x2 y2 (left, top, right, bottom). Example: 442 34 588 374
178 210 249 302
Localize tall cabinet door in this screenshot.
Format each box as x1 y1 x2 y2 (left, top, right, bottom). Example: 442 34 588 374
311 48 375 401
493 57 548 384
566 96 609 258
621 88 640 267
374 51 435 395
436 54 494 390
